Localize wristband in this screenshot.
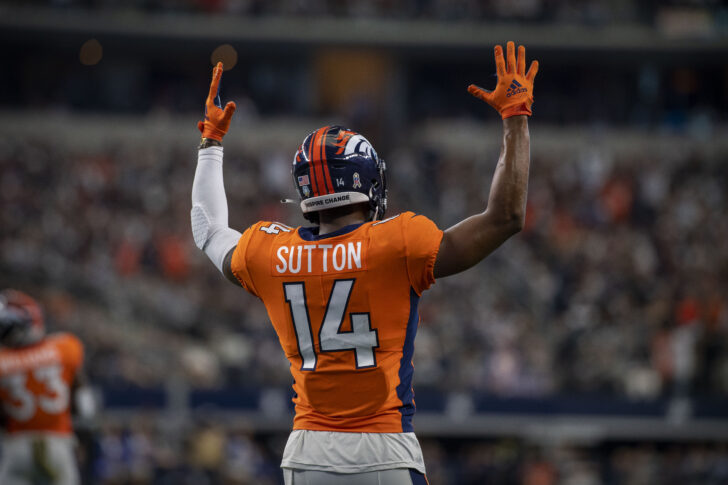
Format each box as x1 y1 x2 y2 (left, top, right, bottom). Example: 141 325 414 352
199 138 223 150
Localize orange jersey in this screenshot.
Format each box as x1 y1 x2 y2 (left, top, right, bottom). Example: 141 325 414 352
231 211 443 433
0 333 83 435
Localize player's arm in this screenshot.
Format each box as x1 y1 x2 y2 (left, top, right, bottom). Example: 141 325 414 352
434 42 538 278
221 247 238 285
70 368 96 420
191 62 242 286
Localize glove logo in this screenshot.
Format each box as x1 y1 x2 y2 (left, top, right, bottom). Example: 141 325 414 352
506 79 527 97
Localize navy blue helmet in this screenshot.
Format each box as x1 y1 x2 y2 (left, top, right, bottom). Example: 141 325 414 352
292 126 387 223
0 290 45 348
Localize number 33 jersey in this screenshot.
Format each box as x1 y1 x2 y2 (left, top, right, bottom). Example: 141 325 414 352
231 212 443 433
0 333 83 435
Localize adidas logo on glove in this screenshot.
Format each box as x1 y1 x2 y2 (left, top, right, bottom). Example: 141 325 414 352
506 80 527 97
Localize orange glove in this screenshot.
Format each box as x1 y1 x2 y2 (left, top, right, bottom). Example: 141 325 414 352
468 42 538 119
197 62 236 141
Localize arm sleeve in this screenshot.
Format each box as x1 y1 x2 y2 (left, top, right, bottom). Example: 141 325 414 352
191 146 242 273
403 213 444 295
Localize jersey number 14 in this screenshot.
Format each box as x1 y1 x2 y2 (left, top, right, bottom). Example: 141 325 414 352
284 279 379 371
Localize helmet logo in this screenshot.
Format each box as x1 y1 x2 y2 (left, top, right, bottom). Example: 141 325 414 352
353 172 362 189
335 131 376 160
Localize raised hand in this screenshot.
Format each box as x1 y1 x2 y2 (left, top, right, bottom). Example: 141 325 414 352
197 62 237 141
468 42 538 119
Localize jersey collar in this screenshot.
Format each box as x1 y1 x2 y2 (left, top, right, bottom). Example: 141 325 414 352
297 223 364 241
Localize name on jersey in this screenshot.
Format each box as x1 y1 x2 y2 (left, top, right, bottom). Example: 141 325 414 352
274 241 366 275
0 346 60 375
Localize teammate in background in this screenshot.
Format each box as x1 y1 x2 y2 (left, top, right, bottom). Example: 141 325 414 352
0 290 95 485
192 42 537 484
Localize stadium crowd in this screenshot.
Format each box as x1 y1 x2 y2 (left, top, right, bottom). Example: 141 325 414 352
1 123 726 400
18 0 727 26
78 422 728 484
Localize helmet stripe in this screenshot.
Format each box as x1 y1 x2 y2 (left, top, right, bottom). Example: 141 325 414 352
310 126 329 196
319 126 335 194
306 130 321 196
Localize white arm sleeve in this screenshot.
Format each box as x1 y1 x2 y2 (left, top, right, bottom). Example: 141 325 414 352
74 386 97 420
191 146 242 273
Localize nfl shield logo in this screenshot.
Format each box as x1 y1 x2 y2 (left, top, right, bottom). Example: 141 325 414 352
298 175 310 186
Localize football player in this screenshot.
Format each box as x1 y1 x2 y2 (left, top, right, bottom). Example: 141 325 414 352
192 42 537 484
0 290 94 485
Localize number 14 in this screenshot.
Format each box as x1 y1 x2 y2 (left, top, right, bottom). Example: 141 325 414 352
284 279 379 371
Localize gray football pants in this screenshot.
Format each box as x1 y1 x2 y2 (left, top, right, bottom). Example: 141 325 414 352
0 434 80 485
284 468 428 485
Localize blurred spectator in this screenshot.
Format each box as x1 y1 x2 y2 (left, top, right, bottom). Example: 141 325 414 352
81 425 728 485
18 0 726 27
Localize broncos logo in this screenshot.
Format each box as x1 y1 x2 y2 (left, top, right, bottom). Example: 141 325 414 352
334 130 376 160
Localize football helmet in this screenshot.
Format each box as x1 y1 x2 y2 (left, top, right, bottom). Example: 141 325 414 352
292 126 387 223
0 290 45 347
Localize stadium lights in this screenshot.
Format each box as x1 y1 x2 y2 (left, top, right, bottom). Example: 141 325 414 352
79 38 103 66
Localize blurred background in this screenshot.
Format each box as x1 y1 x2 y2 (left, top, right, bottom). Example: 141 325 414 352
1 1 728 484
